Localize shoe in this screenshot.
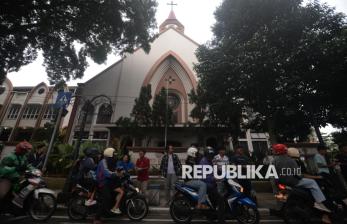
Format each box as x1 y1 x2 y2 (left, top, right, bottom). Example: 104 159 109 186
314 202 331 213
110 207 122 214
322 214 332 224
85 199 97 206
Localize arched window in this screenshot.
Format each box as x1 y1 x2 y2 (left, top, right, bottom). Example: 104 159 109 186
96 104 112 124
22 104 42 119
85 105 95 124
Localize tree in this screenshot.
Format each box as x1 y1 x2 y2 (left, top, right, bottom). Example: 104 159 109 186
0 0 157 83
195 0 346 143
131 84 152 126
152 88 173 127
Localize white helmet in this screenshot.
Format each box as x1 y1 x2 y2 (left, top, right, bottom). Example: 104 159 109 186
187 147 198 158
103 147 115 158
287 147 300 158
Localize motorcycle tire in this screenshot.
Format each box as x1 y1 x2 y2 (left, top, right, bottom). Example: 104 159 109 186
169 195 193 224
126 195 148 221
283 200 312 224
236 204 260 224
27 193 57 222
67 196 88 220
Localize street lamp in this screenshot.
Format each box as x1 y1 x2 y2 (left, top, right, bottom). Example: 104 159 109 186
164 75 175 148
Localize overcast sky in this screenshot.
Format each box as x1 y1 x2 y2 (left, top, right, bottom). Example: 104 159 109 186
7 0 346 87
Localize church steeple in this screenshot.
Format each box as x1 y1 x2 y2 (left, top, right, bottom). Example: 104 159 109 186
159 2 184 34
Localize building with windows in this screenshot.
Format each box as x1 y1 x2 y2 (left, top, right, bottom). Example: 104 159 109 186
0 78 76 142
65 9 269 158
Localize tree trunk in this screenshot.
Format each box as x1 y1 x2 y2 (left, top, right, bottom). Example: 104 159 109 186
267 118 278 144
313 124 325 145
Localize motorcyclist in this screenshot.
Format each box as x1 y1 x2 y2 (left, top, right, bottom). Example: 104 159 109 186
230 146 254 197
0 141 33 199
78 147 100 206
185 145 208 209
287 147 347 206
199 146 225 223
272 144 332 214
94 147 123 224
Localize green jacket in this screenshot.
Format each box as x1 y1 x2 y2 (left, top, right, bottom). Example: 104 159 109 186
0 152 33 182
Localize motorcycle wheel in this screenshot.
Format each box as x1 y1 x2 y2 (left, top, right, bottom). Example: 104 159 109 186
27 193 57 222
236 204 260 224
169 195 193 224
126 196 148 221
67 196 88 220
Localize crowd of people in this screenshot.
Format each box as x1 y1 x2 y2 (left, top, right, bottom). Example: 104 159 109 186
0 140 347 224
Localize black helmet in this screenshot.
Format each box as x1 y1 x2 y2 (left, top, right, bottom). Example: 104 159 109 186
204 146 215 160
84 147 100 157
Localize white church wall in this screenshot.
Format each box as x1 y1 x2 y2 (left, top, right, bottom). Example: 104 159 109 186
113 28 199 121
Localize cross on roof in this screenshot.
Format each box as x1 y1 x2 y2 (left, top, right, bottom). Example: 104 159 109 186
167 1 177 11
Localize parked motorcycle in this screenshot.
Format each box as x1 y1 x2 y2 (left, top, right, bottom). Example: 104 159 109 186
170 179 259 224
0 169 57 222
67 175 148 221
275 182 346 224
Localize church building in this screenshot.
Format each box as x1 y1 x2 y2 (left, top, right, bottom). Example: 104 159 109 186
65 9 269 156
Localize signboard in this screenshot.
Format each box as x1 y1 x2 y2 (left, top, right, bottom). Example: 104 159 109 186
54 91 72 109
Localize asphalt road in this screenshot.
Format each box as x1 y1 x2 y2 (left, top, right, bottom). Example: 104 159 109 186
2 208 286 224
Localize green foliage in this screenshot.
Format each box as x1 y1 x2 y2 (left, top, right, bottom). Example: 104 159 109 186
131 85 152 126
47 143 74 175
152 88 173 127
0 0 157 84
31 122 54 142
332 131 347 147
195 0 347 143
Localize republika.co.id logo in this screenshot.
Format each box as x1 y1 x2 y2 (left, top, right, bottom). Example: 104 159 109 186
182 165 285 180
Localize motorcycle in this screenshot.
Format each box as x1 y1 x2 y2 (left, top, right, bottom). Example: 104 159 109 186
275 182 346 224
67 175 148 221
0 169 57 222
170 179 260 224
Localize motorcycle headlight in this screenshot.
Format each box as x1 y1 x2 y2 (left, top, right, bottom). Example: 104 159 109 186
135 187 140 193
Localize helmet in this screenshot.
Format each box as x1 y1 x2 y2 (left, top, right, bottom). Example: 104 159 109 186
84 147 100 157
204 146 215 159
187 147 198 158
103 147 115 158
272 144 287 155
287 147 300 158
15 141 32 155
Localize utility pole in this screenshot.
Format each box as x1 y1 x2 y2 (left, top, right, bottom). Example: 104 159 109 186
42 107 64 172
164 76 175 148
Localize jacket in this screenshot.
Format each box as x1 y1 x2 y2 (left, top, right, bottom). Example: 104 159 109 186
0 152 33 182
160 153 182 177
96 158 117 188
273 154 302 186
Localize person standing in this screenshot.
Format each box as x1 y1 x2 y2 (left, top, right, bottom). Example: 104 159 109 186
136 149 150 195
160 145 182 204
314 145 335 176
27 143 47 170
335 144 347 182
117 154 135 174
230 147 253 196
213 146 229 194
